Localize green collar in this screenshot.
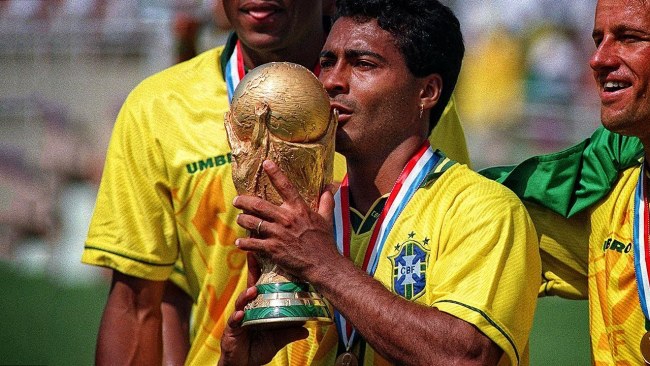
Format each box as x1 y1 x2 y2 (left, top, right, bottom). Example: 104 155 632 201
219 32 238 80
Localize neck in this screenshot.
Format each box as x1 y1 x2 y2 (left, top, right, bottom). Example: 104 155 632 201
346 136 426 214
239 31 325 70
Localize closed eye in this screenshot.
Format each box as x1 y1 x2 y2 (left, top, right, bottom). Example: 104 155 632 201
319 57 336 70
354 59 377 69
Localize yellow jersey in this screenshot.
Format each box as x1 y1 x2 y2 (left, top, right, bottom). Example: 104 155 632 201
313 155 540 365
530 165 645 365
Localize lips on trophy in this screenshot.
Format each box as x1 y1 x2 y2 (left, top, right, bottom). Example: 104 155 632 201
225 62 337 327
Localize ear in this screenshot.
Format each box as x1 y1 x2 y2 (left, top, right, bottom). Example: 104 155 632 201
419 74 442 111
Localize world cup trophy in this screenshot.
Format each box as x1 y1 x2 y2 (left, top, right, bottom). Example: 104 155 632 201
224 62 337 327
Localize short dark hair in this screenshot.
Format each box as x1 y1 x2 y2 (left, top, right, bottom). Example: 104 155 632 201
334 0 464 133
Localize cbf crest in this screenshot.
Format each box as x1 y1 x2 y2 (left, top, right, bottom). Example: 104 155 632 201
388 232 430 300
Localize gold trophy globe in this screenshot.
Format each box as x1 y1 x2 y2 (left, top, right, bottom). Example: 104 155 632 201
224 62 337 327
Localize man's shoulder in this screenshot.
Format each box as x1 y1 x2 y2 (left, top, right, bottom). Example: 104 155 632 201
441 163 520 195
595 163 641 209
428 163 528 213
134 46 227 97
121 46 229 117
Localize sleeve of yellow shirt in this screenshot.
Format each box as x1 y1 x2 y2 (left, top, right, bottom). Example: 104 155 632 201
524 202 589 299
82 81 179 281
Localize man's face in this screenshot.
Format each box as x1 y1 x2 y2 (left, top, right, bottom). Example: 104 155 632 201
590 0 650 139
319 17 427 158
223 0 323 52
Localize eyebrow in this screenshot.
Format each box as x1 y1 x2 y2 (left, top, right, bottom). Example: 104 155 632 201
320 49 388 63
593 23 650 39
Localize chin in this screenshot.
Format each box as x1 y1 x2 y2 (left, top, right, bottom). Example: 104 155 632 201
241 31 285 50
601 114 637 137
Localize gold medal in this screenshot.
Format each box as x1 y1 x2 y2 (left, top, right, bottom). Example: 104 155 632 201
642 332 650 364
335 352 358 366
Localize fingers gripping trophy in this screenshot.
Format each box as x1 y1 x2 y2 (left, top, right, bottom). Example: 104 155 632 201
224 62 337 327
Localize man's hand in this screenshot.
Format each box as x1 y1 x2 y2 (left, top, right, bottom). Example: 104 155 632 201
232 159 342 280
218 286 309 366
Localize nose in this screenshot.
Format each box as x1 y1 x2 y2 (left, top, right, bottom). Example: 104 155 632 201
589 36 618 74
319 64 349 97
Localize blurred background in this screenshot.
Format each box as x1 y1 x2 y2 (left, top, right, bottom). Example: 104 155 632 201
0 0 595 364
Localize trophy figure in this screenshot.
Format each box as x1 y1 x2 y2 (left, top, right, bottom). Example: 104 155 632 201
224 62 337 327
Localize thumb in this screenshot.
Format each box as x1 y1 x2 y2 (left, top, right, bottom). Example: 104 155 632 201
318 189 335 227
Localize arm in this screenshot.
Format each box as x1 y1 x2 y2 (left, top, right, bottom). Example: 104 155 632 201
161 281 192 366
524 201 589 299
308 255 502 365
96 271 166 365
86 77 187 365
233 161 503 365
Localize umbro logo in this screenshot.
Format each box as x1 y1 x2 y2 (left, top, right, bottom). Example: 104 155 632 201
602 238 632 254
186 153 232 174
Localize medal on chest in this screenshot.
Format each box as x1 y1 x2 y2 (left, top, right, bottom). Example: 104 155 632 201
332 141 438 356
335 351 359 366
